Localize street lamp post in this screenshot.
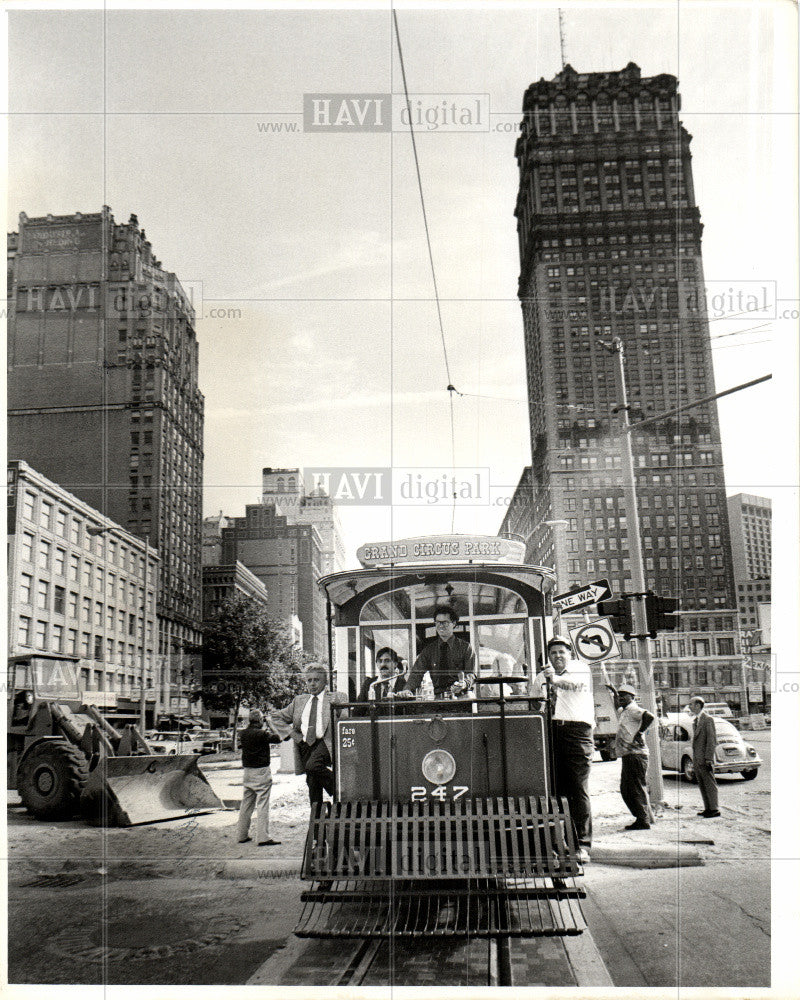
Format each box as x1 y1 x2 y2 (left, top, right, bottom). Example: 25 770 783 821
543 520 569 630
601 336 665 807
140 538 149 732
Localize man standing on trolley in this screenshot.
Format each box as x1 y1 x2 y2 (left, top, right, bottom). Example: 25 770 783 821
397 602 476 699
531 635 594 864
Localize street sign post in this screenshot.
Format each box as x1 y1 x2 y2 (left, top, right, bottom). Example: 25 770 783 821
553 579 612 613
568 617 621 663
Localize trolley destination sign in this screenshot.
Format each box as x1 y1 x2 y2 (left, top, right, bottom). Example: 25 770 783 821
357 534 526 567
553 579 613 612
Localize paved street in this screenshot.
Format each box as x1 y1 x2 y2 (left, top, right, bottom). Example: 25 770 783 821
7 732 771 987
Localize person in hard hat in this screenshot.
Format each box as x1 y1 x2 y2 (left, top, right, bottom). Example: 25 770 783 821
531 635 594 863
237 708 282 846
608 681 655 830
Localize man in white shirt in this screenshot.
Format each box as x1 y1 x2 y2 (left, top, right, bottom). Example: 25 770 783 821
270 664 347 814
608 681 654 830
532 635 594 862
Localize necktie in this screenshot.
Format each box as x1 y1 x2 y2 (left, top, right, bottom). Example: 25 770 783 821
306 694 318 744
439 641 450 691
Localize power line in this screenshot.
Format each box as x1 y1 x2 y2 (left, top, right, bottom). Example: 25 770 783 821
392 11 452 389
393 10 460 531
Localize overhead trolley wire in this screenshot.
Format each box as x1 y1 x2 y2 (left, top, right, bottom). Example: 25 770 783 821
393 10 460 531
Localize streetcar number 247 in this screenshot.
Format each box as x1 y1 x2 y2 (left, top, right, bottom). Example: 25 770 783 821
410 786 468 801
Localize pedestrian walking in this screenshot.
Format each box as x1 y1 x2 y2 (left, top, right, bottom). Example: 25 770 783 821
236 708 282 846
531 635 594 863
607 681 655 830
688 695 720 817
269 663 348 815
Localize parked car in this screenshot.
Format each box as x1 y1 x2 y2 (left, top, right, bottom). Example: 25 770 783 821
147 731 204 755
659 712 761 781
200 729 234 755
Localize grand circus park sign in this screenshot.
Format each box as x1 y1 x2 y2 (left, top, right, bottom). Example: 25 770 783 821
357 535 526 567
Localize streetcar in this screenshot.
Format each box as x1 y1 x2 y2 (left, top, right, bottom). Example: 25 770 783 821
294 533 587 942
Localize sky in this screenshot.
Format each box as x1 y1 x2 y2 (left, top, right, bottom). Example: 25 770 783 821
6 2 798 565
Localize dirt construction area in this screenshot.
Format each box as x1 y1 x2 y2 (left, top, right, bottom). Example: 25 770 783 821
6 732 772 987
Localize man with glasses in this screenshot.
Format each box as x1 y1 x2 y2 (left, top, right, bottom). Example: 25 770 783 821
398 603 476 699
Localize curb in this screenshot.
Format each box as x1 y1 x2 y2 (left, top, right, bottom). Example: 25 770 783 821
588 843 703 868
217 859 303 879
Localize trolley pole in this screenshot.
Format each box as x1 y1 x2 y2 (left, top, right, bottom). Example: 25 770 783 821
605 337 665 807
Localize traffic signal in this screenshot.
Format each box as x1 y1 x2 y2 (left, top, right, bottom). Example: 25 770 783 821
645 594 681 637
597 598 634 640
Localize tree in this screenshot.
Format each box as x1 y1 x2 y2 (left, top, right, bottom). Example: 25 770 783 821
193 595 309 749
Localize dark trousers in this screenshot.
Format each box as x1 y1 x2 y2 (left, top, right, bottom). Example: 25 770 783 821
620 754 651 823
551 723 593 847
695 760 718 812
299 739 334 812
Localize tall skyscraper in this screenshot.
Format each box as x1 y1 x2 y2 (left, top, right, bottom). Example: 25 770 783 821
261 467 346 575
7 208 204 685
726 493 771 632
507 63 745 711
513 63 735 608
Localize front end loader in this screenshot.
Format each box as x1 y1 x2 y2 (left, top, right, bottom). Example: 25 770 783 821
7 654 225 826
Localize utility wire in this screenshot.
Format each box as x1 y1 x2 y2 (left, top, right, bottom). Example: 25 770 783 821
392 12 453 388
393 9 459 531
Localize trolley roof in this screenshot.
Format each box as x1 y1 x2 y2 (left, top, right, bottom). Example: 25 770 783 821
318 560 557 615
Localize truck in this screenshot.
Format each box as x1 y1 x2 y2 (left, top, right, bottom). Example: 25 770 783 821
7 653 225 825
592 672 619 760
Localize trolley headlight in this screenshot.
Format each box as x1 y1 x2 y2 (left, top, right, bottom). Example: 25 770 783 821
421 748 456 785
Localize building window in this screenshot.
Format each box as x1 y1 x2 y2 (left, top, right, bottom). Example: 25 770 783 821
18 616 32 647
40 500 53 530
38 539 51 570
52 624 64 653
67 629 78 655
21 532 34 562
54 585 66 615
23 492 36 522
81 633 91 657
35 620 48 649
55 547 66 576
94 635 103 661
20 573 33 604
37 580 49 610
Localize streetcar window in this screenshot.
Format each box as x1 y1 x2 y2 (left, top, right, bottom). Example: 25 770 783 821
360 589 413 623
413 582 471 621
471 584 526 617
476 621 529 684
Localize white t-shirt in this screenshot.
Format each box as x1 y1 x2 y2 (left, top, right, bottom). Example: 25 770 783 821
531 658 594 725
615 701 649 758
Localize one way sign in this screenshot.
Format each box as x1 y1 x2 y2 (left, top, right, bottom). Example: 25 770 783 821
553 579 613 612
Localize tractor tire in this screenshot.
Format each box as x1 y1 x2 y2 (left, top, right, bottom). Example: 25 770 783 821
17 739 88 820
741 768 759 781
681 755 696 783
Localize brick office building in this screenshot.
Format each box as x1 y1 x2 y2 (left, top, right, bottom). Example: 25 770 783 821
7 209 203 708
505 63 745 711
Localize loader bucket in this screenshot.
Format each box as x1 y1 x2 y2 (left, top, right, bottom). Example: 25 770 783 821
81 754 226 827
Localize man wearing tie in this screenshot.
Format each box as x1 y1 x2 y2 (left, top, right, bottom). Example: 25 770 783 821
399 603 476 699
270 663 347 813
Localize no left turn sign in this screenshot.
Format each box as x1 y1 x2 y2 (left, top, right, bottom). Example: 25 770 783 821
568 617 621 662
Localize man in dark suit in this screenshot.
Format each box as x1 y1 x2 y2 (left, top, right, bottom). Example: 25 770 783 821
358 647 405 703
689 695 720 817
398 603 476 699
269 663 347 813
